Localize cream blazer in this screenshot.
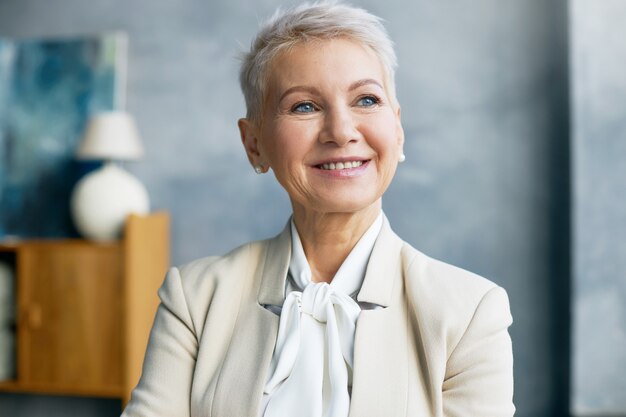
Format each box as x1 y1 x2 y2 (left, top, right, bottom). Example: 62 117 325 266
122 217 515 417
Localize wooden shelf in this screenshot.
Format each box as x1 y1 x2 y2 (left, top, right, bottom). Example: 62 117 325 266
0 212 170 405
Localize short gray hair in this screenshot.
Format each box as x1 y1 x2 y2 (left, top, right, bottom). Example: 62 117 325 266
239 1 398 124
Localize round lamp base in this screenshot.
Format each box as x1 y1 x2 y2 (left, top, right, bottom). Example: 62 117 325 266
71 163 150 241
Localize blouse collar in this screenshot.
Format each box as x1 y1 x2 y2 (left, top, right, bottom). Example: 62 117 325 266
288 212 383 297
257 212 403 308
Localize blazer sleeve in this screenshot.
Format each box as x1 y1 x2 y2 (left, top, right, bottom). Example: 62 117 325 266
121 267 198 417
442 286 515 417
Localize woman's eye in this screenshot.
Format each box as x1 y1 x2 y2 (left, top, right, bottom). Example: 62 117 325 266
356 95 380 107
292 102 317 113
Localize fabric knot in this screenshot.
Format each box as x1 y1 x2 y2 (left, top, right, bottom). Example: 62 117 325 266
262 282 361 417
300 282 332 322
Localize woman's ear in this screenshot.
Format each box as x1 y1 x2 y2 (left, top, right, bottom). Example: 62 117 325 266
238 118 268 172
395 105 405 149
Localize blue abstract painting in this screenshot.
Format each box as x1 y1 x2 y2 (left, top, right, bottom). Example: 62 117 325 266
0 34 125 238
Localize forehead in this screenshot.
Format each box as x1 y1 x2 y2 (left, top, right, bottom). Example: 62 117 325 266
265 38 386 94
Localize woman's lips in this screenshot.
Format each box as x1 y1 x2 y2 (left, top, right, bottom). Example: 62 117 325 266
312 159 371 177
317 160 364 170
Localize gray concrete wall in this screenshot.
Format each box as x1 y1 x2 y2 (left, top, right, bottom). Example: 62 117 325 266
0 0 605 416
571 0 626 415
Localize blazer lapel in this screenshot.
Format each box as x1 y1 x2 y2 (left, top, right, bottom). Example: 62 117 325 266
349 217 409 417
211 224 292 417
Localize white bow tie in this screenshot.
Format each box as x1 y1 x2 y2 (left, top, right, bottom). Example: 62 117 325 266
260 213 383 417
263 282 361 417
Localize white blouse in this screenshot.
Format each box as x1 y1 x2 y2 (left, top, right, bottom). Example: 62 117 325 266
259 212 383 417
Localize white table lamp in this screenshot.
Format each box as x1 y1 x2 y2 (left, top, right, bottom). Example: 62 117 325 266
71 111 150 241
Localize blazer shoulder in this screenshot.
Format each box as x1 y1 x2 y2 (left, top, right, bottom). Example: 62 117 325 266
176 237 270 288
400 242 511 356
160 237 272 329
401 242 499 302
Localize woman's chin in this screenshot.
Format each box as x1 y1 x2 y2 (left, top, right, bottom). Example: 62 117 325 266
292 194 382 216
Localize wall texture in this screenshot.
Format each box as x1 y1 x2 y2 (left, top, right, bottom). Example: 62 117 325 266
571 0 626 414
0 0 619 416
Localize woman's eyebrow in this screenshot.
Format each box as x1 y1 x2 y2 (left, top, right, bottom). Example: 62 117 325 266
348 78 383 91
279 85 319 102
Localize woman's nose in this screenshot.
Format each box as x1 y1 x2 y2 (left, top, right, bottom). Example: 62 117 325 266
318 107 361 146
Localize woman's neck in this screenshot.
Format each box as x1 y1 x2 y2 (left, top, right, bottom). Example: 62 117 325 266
291 202 382 283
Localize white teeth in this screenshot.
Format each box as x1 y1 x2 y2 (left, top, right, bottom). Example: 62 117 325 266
320 161 363 170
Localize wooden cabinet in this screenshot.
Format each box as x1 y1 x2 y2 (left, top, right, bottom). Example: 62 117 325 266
18 242 124 395
0 212 169 403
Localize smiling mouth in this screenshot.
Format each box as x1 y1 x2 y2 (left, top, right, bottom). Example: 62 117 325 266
316 160 367 170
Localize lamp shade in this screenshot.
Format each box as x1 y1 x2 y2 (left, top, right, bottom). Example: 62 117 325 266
76 111 144 160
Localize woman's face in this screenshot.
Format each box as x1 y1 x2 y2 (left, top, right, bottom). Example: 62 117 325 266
240 38 404 216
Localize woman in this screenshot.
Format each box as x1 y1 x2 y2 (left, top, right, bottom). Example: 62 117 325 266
122 3 514 417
